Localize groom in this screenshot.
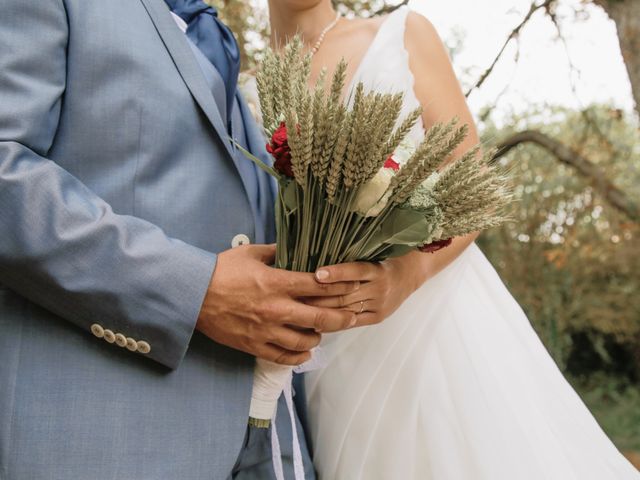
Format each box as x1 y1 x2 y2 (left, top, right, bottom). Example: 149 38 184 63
0 0 360 478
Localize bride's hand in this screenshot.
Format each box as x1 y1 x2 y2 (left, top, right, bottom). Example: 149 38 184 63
304 252 430 327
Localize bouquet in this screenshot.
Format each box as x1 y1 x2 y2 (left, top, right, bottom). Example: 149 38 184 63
239 38 511 428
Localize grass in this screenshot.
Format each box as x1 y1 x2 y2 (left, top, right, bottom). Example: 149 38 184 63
570 374 640 454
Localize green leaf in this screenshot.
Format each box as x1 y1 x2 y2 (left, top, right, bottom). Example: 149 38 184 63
232 140 279 177
281 178 300 214
375 244 416 260
378 208 432 245
356 208 435 259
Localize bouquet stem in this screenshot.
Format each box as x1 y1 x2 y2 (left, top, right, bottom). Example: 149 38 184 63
249 358 294 429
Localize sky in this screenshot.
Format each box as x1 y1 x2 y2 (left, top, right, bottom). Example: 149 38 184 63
255 0 635 123
408 0 633 120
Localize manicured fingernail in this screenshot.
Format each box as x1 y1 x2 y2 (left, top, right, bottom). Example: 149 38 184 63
315 269 329 281
349 315 357 327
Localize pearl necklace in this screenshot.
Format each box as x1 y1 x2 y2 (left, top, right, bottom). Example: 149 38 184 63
310 11 342 56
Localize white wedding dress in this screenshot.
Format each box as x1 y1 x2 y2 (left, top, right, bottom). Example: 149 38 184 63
303 7 640 480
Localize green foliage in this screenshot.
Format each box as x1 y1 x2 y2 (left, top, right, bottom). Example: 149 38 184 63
570 374 640 451
208 0 406 69
332 0 404 16
478 105 640 375
207 0 269 70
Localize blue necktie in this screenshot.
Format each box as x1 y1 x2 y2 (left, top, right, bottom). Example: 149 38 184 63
165 0 240 125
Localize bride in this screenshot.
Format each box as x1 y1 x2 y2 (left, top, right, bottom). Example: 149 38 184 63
257 1 640 479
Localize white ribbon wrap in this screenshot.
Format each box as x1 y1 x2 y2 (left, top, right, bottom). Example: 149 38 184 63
249 359 294 421
250 349 327 480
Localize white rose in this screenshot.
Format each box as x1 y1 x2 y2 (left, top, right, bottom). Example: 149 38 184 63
392 138 417 165
421 171 440 192
353 168 395 217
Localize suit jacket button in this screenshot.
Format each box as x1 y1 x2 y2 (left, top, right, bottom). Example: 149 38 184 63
103 329 116 343
90 324 104 338
137 341 151 354
126 337 138 352
114 333 127 347
231 234 250 248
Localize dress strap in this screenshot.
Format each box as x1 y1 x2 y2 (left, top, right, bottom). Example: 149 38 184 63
354 5 425 151
346 6 412 98
375 6 411 54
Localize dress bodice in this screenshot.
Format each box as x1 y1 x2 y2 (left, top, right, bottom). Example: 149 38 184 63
240 7 425 159
345 6 425 154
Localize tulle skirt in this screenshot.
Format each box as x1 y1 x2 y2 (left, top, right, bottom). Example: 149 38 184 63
305 243 639 479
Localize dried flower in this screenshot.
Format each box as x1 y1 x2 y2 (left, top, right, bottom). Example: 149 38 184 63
384 157 400 171
353 165 396 217
419 238 452 253
266 122 294 177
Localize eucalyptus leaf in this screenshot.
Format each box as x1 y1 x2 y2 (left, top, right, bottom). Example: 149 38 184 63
378 208 433 245
281 179 300 214
355 209 432 259
376 244 416 260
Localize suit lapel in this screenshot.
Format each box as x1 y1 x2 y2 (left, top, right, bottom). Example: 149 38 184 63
235 93 278 243
138 0 235 161
236 94 277 202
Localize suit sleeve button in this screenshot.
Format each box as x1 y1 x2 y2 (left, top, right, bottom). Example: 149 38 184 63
126 337 138 352
90 324 104 338
103 329 116 343
114 333 127 347
137 341 151 354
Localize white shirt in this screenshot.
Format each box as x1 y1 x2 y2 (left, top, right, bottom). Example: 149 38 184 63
170 11 188 33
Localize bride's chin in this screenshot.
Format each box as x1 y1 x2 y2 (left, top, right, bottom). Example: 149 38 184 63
270 0 329 12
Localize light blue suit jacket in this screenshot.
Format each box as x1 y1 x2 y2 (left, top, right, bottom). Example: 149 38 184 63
0 0 287 478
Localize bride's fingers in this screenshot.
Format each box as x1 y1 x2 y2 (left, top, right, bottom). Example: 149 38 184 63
315 261 380 284
303 293 357 308
308 280 380 307
302 294 377 315
352 312 380 328
344 299 376 314
303 283 375 307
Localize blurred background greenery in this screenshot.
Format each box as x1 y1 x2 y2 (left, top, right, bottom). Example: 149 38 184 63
481 104 640 456
211 0 639 462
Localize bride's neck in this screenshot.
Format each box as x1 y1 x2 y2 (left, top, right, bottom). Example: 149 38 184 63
268 1 338 50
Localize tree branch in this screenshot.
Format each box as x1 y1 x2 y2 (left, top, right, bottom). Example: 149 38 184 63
373 0 409 16
466 0 555 98
591 0 640 116
493 130 640 222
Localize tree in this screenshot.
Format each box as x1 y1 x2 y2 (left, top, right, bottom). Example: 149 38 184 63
591 0 640 114
494 129 640 222
479 105 640 378
208 0 268 69
211 1 410 69
332 0 409 16
460 0 640 222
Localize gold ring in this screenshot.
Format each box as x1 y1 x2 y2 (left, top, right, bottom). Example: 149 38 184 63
358 300 365 314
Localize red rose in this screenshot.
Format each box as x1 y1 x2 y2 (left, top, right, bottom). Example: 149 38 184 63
384 156 400 171
266 122 294 177
419 238 452 253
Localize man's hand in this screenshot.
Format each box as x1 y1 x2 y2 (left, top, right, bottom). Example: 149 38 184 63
197 244 360 366
305 252 430 328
